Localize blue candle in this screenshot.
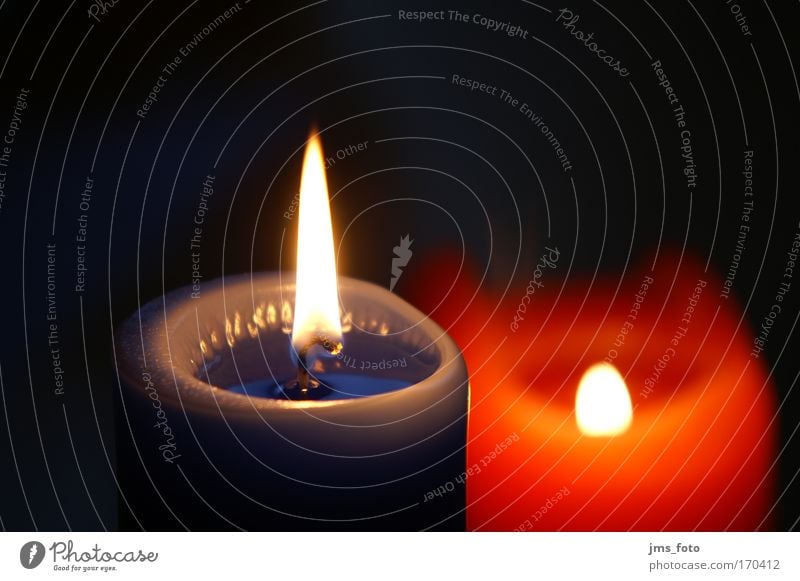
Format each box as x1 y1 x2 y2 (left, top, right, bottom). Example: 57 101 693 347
115 134 468 531
116 273 468 530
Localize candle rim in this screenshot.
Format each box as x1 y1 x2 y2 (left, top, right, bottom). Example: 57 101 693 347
116 271 468 416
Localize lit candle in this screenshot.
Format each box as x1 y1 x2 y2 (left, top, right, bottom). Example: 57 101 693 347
116 135 469 531
409 251 776 531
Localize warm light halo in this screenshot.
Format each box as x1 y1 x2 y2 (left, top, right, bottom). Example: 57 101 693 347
575 362 633 437
291 133 342 352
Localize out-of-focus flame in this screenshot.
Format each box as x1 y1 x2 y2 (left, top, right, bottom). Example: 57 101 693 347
291 133 342 352
575 362 633 437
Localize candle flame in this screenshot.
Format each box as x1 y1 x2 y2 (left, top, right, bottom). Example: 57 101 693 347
575 362 633 437
291 133 342 352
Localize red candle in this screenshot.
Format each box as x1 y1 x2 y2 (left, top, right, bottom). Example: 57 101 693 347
408 251 776 531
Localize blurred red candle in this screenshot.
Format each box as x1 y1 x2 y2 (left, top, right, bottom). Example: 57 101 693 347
409 251 777 531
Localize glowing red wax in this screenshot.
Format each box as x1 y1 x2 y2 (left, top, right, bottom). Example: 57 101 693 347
407 251 776 531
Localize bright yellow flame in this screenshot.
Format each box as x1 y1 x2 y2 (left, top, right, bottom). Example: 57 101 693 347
291 134 342 351
575 362 633 437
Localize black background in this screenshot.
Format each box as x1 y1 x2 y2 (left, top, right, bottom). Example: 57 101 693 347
0 0 798 530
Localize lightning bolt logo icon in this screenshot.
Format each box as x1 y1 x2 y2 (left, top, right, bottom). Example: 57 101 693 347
389 234 413 292
20 541 45 569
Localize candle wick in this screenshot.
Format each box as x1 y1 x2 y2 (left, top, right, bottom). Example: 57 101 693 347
288 334 342 399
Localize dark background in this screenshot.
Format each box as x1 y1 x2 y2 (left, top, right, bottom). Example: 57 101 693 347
0 0 798 530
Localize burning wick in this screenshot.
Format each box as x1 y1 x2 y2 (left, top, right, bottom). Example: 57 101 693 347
283 335 343 400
